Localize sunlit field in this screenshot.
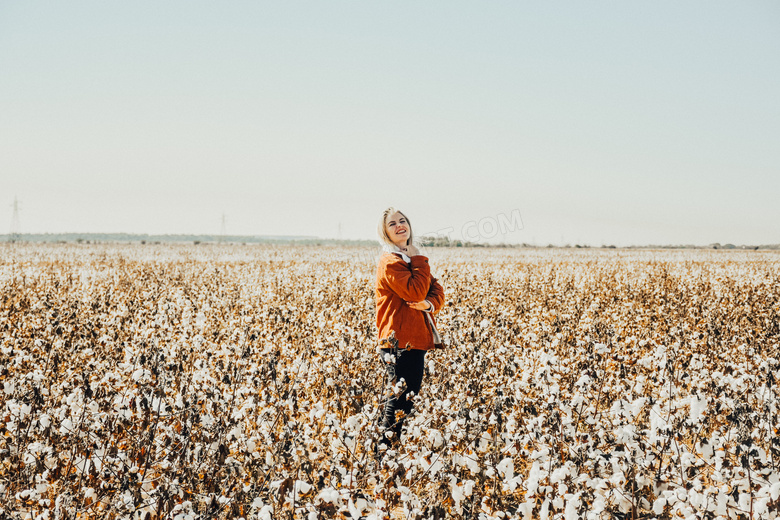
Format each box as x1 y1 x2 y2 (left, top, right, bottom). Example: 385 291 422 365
2 243 779 520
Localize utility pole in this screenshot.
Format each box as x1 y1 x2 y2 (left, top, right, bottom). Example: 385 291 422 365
220 213 227 242
9 197 21 243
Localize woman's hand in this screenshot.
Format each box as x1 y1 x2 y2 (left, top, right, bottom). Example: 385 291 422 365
402 244 421 256
406 300 432 311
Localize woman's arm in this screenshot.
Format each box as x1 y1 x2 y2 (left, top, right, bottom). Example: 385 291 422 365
405 277 444 313
382 255 432 303
425 277 445 313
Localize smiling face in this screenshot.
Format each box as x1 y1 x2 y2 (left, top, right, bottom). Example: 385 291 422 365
385 211 411 248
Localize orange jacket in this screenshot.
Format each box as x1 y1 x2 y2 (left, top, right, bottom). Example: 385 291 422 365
375 252 445 350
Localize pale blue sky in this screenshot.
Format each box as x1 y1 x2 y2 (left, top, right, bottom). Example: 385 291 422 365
1 1 778 245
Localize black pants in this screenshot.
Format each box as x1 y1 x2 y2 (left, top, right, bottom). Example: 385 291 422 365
379 348 426 444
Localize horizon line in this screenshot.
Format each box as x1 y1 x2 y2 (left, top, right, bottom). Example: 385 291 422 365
1 232 778 250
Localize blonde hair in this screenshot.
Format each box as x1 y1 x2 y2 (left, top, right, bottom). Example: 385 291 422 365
378 207 413 247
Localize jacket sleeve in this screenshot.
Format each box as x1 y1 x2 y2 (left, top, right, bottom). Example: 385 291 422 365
383 255 432 302
426 277 445 314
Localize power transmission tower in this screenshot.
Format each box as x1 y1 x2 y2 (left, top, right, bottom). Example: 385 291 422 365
220 213 227 242
9 197 21 243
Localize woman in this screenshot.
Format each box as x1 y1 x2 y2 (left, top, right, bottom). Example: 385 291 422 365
375 207 445 451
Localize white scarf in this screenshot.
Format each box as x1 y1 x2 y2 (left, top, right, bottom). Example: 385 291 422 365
382 243 411 263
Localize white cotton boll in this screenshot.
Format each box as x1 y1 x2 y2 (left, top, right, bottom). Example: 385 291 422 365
516 499 535 520
756 447 769 465
450 477 466 510
754 497 770 515
66 391 81 406
697 440 714 462
648 404 669 443
348 498 361 519
739 493 752 513
715 489 728 515
343 435 357 452
195 312 206 327
464 455 480 475
426 457 445 476
689 395 707 424
539 499 550 520
4 381 14 395
508 474 524 492
524 463 542 496
344 414 361 430
258 505 274 520
608 470 625 488
477 431 492 452
574 374 591 388
246 439 256 453
120 490 134 507
617 495 634 513
615 425 637 445
86 400 98 415
770 481 780 501
427 429 444 449
630 397 646 417
317 487 340 504
653 497 666 515
59 418 74 435
149 395 164 412
497 458 514 480
550 466 569 484
295 480 311 495
84 488 97 500
480 319 489 328
688 489 704 509
450 451 466 467
564 494 580 520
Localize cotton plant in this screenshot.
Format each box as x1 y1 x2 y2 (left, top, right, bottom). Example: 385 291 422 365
1 244 779 518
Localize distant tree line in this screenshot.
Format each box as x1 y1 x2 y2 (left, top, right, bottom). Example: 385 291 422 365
1 233 777 249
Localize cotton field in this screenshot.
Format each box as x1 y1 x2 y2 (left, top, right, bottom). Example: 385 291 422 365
1 243 780 520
